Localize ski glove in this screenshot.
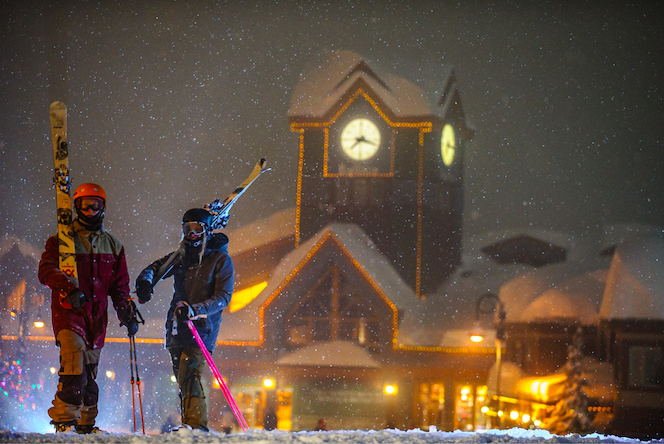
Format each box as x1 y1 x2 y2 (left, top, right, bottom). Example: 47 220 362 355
65 289 88 309
120 308 140 337
124 315 139 337
136 280 153 303
174 301 207 321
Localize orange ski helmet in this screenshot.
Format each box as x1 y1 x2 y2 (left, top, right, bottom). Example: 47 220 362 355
73 183 106 205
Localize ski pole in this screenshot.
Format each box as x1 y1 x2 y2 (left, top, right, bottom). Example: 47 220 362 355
129 338 137 433
131 335 146 434
186 320 249 431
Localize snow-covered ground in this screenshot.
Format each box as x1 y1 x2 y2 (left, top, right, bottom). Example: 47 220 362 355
0 428 659 443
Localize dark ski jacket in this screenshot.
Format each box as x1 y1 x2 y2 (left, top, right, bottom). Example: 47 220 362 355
38 219 133 349
137 233 234 353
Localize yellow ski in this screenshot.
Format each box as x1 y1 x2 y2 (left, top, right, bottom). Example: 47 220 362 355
49 101 78 285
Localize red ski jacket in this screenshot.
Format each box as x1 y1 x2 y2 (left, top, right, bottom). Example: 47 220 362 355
38 219 133 349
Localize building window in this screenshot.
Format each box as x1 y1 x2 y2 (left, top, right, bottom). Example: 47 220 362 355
286 265 383 348
628 345 663 389
418 383 445 429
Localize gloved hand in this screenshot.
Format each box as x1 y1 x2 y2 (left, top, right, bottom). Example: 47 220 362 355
175 301 195 321
123 315 139 337
121 304 140 337
136 280 153 304
65 289 88 309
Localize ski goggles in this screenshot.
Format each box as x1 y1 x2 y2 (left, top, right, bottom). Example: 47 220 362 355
76 198 104 213
183 222 206 237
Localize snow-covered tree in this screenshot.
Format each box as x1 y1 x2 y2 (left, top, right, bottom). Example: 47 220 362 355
543 326 593 435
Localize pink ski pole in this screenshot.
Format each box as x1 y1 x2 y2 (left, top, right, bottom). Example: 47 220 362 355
186 320 249 431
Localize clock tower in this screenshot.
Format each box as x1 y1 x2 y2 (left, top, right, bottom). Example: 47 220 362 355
288 51 473 297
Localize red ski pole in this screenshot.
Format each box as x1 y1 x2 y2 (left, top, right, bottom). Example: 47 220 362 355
131 336 146 434
129 339 137 433
186 320 249 431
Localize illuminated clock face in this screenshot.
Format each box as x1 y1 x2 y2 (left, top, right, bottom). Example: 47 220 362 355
340 118 381 161
441 124 456 166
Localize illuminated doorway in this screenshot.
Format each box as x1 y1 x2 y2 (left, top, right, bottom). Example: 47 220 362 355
454 384 489 431
417 383 445 429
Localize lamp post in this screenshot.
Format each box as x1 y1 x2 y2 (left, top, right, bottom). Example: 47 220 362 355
473 292 506 428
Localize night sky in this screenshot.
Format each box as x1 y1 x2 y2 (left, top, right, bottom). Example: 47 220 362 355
2 1 663 283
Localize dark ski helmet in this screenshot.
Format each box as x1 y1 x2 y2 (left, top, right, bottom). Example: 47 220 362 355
182 208 212 247
182 208 212 227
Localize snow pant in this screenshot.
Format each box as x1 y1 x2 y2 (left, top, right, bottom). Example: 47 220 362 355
48 329 101 426
169 346 209 431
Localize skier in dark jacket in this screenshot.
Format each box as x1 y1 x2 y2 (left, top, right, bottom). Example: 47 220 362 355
38 183 139 434
135 208 234 431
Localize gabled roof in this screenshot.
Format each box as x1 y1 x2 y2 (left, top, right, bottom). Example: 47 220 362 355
288 50 442 121
217 223 416 345
596 223 662 257
0 234 43 260
600 232 664 321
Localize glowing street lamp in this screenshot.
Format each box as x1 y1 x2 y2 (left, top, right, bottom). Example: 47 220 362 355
383 384 398 395
471 292 506 428
469 320 485 343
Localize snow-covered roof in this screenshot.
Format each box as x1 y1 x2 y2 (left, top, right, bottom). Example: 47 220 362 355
397 227 618 343
288 50 438 120
499 263 608 324
597 223 663 255
600 231 664 320
0 234 43 260
218 223 416 344
225 207 296 256
521 288 600 325
423 228 614 327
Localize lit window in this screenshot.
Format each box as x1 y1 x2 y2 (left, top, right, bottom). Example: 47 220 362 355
230 281 268 313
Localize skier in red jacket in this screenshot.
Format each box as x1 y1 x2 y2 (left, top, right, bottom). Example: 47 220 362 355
38 183 139 434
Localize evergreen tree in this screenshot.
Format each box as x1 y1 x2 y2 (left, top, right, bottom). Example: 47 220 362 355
543 326 593 434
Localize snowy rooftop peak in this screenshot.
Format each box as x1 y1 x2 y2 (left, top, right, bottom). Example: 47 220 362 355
288 50 437 119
